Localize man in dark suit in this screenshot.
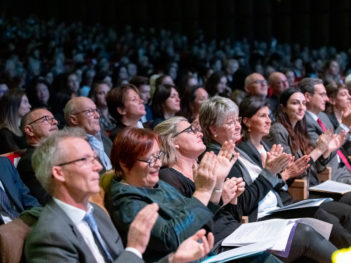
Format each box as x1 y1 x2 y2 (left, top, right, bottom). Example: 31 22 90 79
17 108 59 205
0 156 40 225
64 97 113 173
299 77 351 184
25 128 213 263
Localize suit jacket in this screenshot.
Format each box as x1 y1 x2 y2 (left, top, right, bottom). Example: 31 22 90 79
0 156 40 224
25 200 145 263
305 111 351 184
326 112 351 156
16 146 50 205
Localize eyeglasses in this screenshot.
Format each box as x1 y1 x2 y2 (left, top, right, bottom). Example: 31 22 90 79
225 117 242 127
136 151 164 168
173 125 200 138
28 115 57 125
73 108 98 117
56 152 99 166
249 80 268 86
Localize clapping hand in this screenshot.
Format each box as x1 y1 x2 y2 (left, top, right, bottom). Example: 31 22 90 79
262 144 292 174
281 155 310 181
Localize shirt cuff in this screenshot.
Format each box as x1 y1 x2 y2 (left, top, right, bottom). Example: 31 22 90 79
125 247 143 259
340 123 350 133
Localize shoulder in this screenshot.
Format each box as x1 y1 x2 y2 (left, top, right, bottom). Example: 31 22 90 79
270 122 288 136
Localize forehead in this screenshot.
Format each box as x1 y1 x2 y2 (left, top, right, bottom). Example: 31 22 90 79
30 109 53 120
177 120 191 130
170 88 178 95
288 92 305 101
195 88 208 97
250 74 265 82
76 98 96 110
96 83 110 92
314 83 326 93
60 137 92 156
139 84 150 91
125 88 139 98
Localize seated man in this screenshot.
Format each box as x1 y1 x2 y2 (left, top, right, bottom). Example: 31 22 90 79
64 97 113 173
24 128 213 263
17 108 59 205
0 156 40 225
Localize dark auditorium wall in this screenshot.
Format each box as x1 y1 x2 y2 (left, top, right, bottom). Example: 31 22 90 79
1 0 351 49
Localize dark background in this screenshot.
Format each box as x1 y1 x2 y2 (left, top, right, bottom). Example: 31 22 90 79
1 0 351 49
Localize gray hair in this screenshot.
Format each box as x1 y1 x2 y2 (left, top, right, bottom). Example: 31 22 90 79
63 98 78 125
154 116 187 166
298 78 323 94
32 127 86 194
199 96 238 144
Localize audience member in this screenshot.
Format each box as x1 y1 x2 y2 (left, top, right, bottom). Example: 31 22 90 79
0 89 31 154
244 73 268 98
0 156 40 225
64 97 113 172
17 108 59 205
25 128 212 263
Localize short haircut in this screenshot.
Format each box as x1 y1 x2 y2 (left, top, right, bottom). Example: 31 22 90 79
106 84 140 121
129 76 149 88
110 127 161 178
298 78 323 94
20 108 47 133
63 98 79 125
199 96 238 144
32 127 86 194
154 116 187 166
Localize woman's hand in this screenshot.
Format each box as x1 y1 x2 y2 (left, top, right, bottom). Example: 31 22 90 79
215 140 239 186
169 229 214 263
281 155 310 181
221 177 246 206
263 144 292 174
194 151 217 193
327 130 346 153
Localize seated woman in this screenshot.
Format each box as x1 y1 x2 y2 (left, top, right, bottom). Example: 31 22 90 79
106 84 146 141
222 95 351 248
151 84 180 128
325 82 351 156
178 85 208 124
155 115 337 262
89 80 116 132
0 89 31 154
105 127 231 262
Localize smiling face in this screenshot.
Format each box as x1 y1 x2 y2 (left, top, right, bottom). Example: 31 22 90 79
54 138 102 201
123 139 161 188
173 120 206 159
211 114 242 145
284 92 306 126
245 106 271 137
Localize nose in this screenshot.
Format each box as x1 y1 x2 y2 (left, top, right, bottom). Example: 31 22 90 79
93 158 103 172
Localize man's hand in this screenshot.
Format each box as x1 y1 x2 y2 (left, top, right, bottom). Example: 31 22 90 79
126 203 159 254
168 229 214 263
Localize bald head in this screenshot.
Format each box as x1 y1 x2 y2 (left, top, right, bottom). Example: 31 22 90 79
244 73 268 97
64 97 101 135
269 72 289 95
22 108 58 145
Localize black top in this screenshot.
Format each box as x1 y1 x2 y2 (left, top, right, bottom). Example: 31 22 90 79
17 146 50 205
0 127 27 154
159 167 240 245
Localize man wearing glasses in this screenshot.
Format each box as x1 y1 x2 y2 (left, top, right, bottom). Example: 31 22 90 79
24 128 213 262
64 97 113 173
244 73 268 98
17 108 59 205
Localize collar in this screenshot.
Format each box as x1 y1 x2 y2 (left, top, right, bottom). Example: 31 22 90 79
306 110 318 121
53 197 93 225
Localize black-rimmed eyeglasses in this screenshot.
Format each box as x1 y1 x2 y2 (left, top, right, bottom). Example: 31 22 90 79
172 125 200 138
28 115 57 125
